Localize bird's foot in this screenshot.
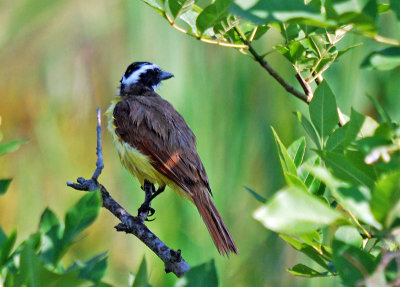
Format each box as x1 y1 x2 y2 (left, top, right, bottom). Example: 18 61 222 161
138 181 165 221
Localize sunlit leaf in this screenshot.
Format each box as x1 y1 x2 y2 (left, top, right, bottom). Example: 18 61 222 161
254 187 346 234
307 165 381 229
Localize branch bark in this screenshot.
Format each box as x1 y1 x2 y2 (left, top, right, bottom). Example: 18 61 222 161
67 108 190 278
234 27 309 104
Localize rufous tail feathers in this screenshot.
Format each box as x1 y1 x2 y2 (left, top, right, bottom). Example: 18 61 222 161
192 187 237 256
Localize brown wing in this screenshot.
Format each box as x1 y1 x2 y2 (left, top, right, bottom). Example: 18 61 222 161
113 93 211 196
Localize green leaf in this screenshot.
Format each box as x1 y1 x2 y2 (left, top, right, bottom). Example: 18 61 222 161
280 235 332 271
332 226 377 286
0 179 12 196
63 191 101 246
287 264 328 277
359 115 379 137
325 126 347 152
0 227 6 247
366 94 392 124
39 208 62 234
244 24 269 40
294 111 321 149
142 0 165 15
131 257 150 287
169 0 194 19
19 244 41 286
299 156 322 195
17 244 89 287
0 139 28 156
253 187 345 234
337 43 363 59
287 137 306 167
309 81 339 145
271 127 298 176
299 230 322 252
316 150 374 188
180 9 200 35
342 108 365 148
371 171 400 229
391 0 400 20
72 252 108 283
284 172 309 191
335 226 363 247
244 186 266 203
230 0 324 25
176 259 218 287
39 208 64 265
361 47 400 71
0 229 17 267
196 0 234 35
306 35 327 58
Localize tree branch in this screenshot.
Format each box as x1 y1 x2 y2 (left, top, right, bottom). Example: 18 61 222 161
67 108 191 278
233 27 309 104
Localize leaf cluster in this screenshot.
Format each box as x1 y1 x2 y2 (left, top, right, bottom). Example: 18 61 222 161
250 80 400 285
140 0 400 84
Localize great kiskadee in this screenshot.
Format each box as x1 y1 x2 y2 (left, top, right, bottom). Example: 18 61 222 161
106 62 237 255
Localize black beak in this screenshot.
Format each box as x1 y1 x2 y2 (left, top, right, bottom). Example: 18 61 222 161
160 71 174 81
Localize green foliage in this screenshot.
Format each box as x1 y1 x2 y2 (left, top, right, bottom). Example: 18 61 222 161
0 191 111 286
130 257 151 287
361 47 400 70
253 83 400 285
176 260 218 287
0 116 27 197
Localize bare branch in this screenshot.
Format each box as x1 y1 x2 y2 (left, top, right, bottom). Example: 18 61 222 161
67 108 191 278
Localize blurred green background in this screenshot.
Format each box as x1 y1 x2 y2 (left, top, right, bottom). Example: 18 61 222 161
0 0 399 286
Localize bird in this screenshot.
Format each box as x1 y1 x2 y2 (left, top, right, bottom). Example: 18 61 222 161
106 61 237 255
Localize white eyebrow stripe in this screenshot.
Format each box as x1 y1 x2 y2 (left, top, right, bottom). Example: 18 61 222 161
121 63 159 86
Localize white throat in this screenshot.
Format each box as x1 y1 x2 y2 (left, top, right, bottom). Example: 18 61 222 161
121 63 159 86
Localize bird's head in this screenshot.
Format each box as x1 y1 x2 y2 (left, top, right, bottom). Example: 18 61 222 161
120 62 174 92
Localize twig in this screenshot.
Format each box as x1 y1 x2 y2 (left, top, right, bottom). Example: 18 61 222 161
67 108 191 278
295 72 313 102
233 27 309 103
